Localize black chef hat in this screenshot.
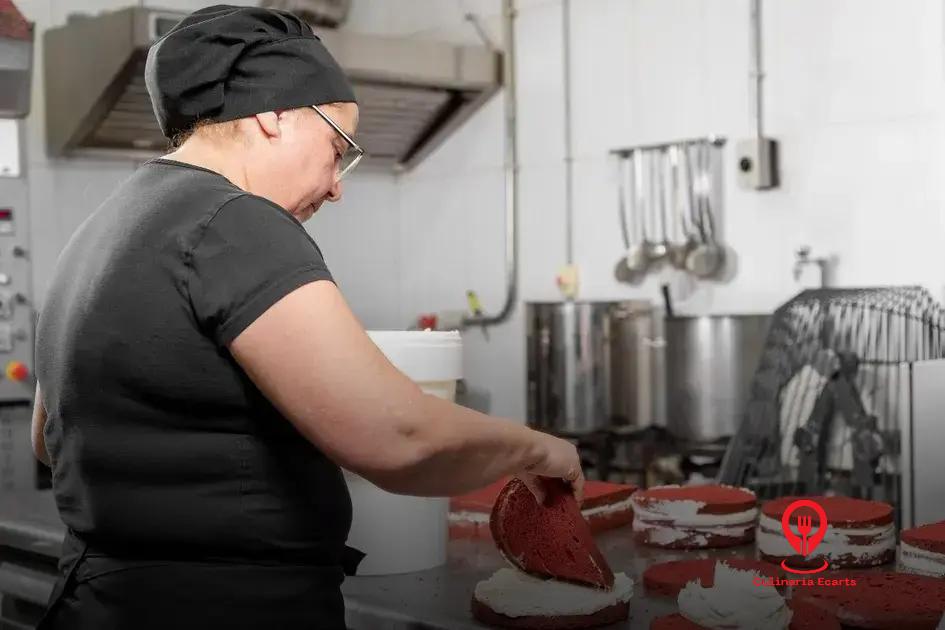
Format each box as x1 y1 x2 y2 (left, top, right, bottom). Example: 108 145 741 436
145 4 356 139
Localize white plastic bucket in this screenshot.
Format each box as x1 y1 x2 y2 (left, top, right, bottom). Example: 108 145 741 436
343 330 462 575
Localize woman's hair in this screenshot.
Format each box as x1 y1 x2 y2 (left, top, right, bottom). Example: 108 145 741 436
169 105 349 148
170 118 242 148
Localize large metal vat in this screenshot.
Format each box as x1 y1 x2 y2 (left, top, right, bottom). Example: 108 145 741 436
664 314 771 443
526 301 662 435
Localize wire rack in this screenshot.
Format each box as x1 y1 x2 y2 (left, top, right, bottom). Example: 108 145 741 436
719 287 945 521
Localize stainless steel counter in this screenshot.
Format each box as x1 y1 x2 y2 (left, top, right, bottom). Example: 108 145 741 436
341 531 769 629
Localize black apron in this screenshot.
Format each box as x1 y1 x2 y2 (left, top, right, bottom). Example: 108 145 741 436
37 529 365 630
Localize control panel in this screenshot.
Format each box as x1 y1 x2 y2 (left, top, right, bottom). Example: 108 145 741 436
0 128 34 403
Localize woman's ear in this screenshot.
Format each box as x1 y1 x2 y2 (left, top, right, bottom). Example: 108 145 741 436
254 111 281 139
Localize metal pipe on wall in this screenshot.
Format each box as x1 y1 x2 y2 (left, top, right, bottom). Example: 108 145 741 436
749 0 764 140
463 0 519 328
562 0 574 268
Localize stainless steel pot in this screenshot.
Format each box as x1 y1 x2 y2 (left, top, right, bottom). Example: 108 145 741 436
526 300 662 435
664 314 771 443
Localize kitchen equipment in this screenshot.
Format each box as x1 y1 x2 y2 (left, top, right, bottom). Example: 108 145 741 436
614 154 642 283
719 287 945 528
625 153 651 275
664 313 770 443
345 330 462 575
0 0 33 118
644 151 668 264
610 138 726 280
666 146 689 269
610 301 664 430
44 7 500 170
657 149 672 260
0 121 56 629
685 143 725 278
527 301 662 435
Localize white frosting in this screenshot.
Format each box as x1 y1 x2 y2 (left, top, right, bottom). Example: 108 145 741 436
937 612 945 630
449 510 489 524
757 514 895 563
899 541 945 577
677 562 792 629
633 519 754 547
450 496 634 524
473 568 634 617
580 496 636 518
631 489 758 527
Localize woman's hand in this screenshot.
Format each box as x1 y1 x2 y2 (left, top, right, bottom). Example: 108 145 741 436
516 432 585 505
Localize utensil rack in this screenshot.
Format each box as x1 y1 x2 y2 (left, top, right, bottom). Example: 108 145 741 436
610 136 726 158
610 137 727 283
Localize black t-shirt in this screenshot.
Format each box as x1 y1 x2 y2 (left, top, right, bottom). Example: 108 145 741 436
35 159 351 565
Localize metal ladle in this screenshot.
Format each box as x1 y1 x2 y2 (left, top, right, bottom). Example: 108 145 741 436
685 142 725 278
645 150 668 263
613 154 642 283
625 151 651 273
667 146 690 269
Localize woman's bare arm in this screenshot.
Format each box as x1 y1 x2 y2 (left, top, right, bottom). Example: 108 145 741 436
31 384 50 466
229 280 583 499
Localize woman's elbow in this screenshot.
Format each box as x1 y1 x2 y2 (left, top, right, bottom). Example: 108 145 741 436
344 422 443 494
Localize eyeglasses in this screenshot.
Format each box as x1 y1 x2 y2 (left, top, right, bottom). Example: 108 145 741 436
311 105 364 181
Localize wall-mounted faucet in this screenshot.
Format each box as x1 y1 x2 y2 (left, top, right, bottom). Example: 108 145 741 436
793 246 833 287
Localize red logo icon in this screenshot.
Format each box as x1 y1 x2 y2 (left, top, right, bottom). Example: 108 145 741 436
780 499 829 574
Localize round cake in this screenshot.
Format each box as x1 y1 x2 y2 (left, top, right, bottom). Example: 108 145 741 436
450 479 637 540
650 601 840 630
643 558 783 598
793 571 945 629
471 568 633 630
630 485 758 549
900 520 945 578
757 496 895 569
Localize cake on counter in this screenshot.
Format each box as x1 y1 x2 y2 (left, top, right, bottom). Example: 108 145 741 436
900 520 945 578
450 477 637 540
793 571 945 629
650 601 840 630
630 484 759 549
471 477 633 629
472 568 634 630
649 562 840 630
757 496 896 569
643 558 782 598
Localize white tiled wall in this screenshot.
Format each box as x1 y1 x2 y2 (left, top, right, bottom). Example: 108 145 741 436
17 0 945 423
377 0 945 421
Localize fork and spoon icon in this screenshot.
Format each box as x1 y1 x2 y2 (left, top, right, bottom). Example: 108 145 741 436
796 514 814 555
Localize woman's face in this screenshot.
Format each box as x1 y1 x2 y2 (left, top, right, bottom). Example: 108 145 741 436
253 103 360 222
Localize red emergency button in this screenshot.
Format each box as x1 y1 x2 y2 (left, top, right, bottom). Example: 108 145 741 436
5 361 28 382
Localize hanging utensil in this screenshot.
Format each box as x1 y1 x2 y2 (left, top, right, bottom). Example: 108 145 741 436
686 142 725 278
645 150 668 263
679 144 701 261
667 145 689 269
614 154 641 283
658 148 673 259
626 151 651 274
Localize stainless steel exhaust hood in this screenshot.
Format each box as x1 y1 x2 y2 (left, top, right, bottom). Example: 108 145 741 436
44 7 502 171
0 0 34 118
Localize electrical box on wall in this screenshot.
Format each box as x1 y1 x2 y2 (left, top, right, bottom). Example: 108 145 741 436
736 137 779 190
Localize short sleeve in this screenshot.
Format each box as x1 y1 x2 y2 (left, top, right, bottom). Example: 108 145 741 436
186 194 334 346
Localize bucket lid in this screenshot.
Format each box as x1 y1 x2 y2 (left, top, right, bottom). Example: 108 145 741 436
367 330 463 382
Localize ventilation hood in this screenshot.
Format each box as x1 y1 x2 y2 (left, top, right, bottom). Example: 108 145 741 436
0 0 33 118
44 6 501 171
